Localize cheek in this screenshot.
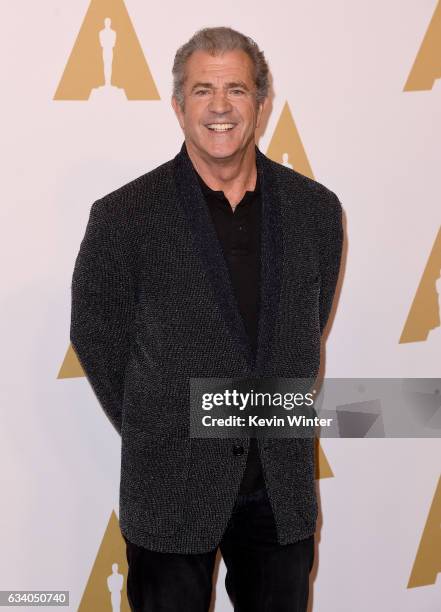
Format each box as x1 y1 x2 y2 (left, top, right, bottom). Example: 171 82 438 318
240 104 258 125
187 107 206 131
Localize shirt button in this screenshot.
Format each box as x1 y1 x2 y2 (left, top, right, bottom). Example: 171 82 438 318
232 444 244 456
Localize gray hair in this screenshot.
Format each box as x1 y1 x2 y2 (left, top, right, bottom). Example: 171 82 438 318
172 27 269 109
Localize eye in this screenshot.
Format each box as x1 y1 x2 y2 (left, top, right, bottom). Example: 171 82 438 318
195 89 209 96
230 89 245 96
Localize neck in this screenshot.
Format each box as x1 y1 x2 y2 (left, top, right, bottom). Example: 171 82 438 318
185 140 257 207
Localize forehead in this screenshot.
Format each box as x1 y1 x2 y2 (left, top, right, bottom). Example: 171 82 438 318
184 49 255 86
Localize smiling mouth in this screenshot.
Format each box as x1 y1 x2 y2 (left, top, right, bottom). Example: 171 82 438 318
206 123 236 132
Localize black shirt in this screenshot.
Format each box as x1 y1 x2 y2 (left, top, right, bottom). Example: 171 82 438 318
195 171 265 494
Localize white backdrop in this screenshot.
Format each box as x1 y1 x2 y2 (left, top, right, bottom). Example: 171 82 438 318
1 0 440 610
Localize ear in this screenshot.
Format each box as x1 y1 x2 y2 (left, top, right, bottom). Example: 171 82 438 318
171 96 185 130
255 97 267 129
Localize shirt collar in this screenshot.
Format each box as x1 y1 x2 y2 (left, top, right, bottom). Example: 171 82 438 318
195 172 261 203
180 141 261 202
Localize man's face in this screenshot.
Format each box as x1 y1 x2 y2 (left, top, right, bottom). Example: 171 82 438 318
172 49 265 163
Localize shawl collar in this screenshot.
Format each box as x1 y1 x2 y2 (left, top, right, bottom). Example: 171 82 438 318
172 142 282 374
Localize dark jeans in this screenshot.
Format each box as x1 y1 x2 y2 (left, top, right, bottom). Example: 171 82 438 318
123 487 315 611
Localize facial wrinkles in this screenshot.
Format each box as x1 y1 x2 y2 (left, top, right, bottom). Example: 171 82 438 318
193 58 253 103
202 81 254 129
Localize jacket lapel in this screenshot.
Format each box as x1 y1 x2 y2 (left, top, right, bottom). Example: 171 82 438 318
172 142 282 374
254 147 283 375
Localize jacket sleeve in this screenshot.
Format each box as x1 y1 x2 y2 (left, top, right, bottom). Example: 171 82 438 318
70 199 136 435
318 192 344 334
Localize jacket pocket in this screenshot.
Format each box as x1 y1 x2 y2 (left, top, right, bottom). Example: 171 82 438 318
120 422 191 535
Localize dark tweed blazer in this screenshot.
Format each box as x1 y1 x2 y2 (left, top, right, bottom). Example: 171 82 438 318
70 142 343 554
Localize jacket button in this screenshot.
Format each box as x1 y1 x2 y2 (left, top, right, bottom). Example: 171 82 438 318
232 444 244 456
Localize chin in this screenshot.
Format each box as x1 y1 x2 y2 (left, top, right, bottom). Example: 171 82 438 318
207 149 238 160
204 143 242 160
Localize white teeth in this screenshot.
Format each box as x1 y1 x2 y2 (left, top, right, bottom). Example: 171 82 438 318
207 123 235 131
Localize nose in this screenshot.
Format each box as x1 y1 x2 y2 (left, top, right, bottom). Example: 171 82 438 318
208 89 233 114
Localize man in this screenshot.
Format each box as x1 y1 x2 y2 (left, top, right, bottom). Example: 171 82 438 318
70 26 343 612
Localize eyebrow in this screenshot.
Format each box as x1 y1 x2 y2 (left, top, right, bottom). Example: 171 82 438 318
190 81 250 92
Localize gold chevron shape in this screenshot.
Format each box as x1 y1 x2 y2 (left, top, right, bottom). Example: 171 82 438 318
404 1 441 91
315 439 334 479
399 227 441 343
407 475 441 588
57 343 84 379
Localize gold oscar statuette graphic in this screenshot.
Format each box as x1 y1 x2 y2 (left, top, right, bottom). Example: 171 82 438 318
404 1 441 91
78 511 130 611
407 475 441 588
266 101 314 179
54 0 160 100
399 227 441 343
